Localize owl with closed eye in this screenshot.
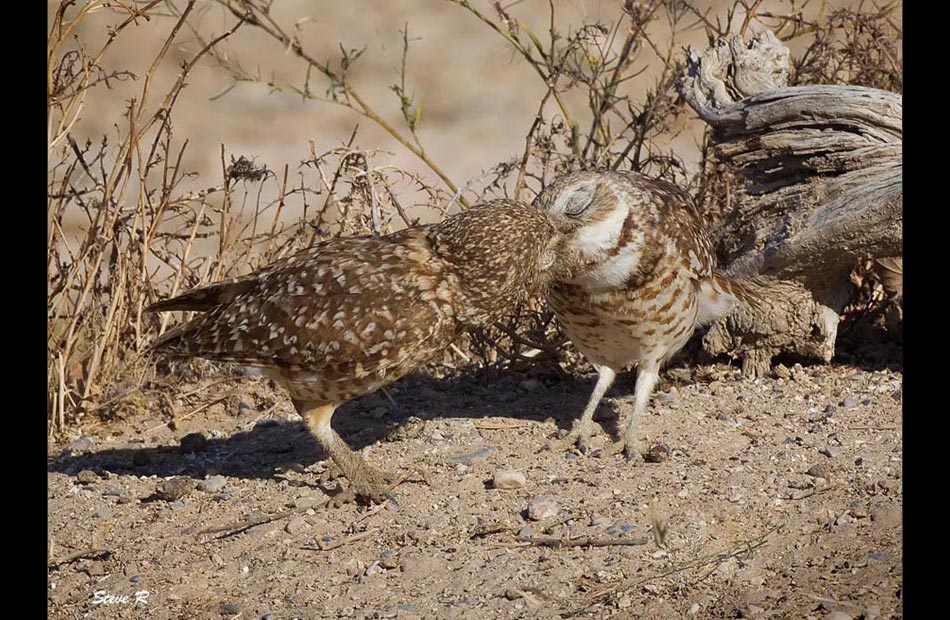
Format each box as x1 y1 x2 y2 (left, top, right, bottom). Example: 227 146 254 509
536 171 758 459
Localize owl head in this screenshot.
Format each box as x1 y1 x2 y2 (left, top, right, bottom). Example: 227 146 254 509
533 172 621 233
534 172 653 284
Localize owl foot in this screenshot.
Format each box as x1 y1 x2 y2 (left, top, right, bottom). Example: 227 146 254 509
319 463 344 484
600 435 644 463
327 464 399 508
551 419 606 455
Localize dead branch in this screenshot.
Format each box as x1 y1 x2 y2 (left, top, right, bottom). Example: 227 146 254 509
679 31 902 376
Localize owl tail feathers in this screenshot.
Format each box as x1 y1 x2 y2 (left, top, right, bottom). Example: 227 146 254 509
145 320 199 357
696 271 766 326
145 284 239 357
146 279 256 313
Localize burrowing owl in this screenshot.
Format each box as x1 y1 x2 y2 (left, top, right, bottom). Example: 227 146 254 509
536 171 757 459
149 199 560 503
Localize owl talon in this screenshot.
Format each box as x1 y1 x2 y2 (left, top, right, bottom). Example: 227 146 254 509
600 436 643 463
328 466 399 507
552 420 605 455
319 463 344 484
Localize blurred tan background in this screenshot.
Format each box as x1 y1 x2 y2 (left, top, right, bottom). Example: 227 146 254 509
52 0 896 219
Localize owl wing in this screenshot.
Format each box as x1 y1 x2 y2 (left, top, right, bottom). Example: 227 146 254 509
150 229 460 383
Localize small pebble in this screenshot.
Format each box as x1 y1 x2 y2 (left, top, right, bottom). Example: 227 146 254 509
378 550 399 569
643 443 671 463
688 603 701 615
850 501 869 519
70 437 95 452
180 432 208 453
493 470 527 490
285 517 308 535
197 475 228 494
294 496 324 510
220 602 240 615
819 446 838 458
156 477 195 501
656 390 681 409
341 558 362 577
517 526 535 539
450 446 496 466
76 470 99 485
526 497 558 521
840 397 857 410
589 513 611 528
773 364 791 379
103 484 123 496
806 464 828 478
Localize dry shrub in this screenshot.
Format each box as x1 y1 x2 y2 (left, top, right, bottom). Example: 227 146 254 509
48 0 902 435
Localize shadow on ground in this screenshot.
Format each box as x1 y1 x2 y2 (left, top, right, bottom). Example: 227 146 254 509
47 368 617 482
48 333 900 484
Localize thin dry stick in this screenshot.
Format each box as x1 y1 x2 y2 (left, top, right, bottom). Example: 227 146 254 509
561 524 782 618
48 547 112 569
143 395 229 434
196 509 301 539
303 531 370 551
212 1 468 206
358 152 382 236
473 421 526 430
57 352 66 433
515 88 552 201
519 535 649 548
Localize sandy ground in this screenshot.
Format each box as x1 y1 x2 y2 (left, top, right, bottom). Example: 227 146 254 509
47 358 902 619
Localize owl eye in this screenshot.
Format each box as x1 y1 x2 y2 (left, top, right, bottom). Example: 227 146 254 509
557 183 597 218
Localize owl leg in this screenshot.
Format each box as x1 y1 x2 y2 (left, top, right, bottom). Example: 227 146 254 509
603 361 659 462
553 365 616 455
294 400 397 506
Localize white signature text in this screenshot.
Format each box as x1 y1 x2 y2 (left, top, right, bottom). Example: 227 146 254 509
91 590 150 606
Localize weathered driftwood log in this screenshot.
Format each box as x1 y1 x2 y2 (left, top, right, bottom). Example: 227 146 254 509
678 31 902 377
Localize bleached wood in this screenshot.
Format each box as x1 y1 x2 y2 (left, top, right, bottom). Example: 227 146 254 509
679 31 902 375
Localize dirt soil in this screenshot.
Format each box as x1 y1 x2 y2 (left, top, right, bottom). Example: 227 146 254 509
47 359 902 620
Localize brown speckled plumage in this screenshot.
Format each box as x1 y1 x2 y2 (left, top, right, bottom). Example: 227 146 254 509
149 199 558 502
536 171 756 459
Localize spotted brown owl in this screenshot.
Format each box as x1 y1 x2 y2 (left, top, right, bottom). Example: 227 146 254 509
535 171 758 460
149 199 560 503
